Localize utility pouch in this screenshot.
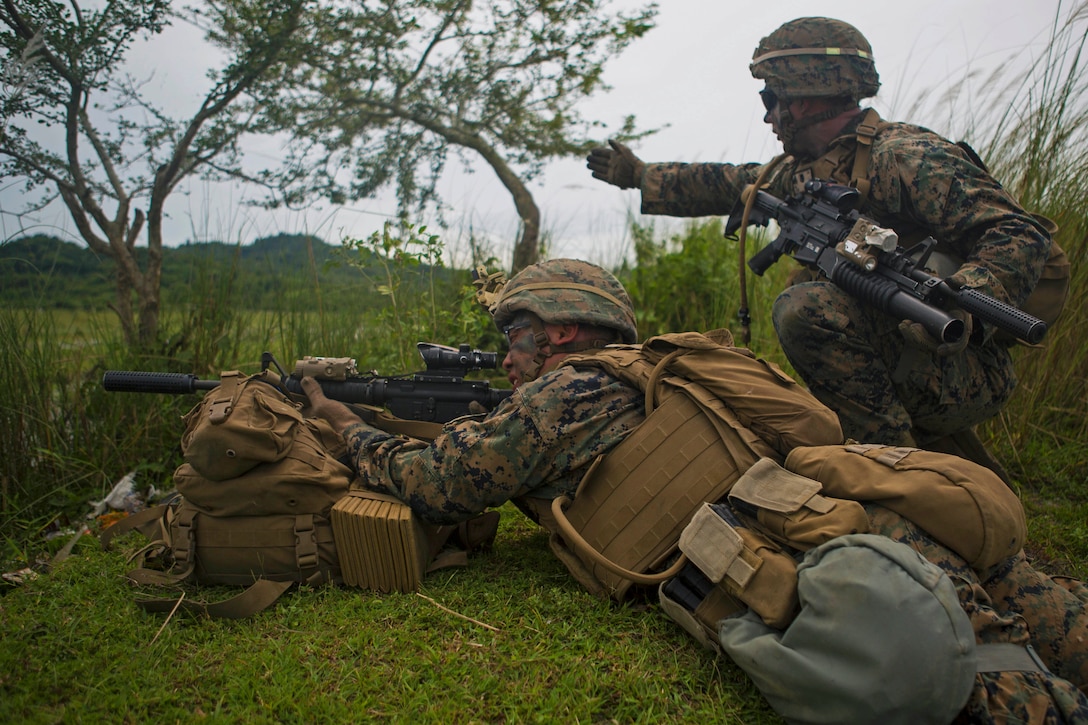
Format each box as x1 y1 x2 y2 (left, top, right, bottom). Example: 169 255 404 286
659 563 745 653
678 502 800 629
786 443 1026 569
727 458 869 550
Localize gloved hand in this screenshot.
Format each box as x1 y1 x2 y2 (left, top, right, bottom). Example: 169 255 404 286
586 139 645 190
898 309 973 357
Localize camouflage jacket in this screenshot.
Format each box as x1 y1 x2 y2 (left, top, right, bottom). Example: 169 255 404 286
639 110 1052 310
343 364 644 525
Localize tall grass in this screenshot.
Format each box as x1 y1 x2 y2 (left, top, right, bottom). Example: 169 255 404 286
931 2 1088 471
0 308 187 561
979 4 1088 457
620 219 793 368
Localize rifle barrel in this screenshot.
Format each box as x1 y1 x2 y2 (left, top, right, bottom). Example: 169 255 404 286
102 371 219 395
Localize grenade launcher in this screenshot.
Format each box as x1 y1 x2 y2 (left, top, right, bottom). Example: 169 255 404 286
725 180 1047 345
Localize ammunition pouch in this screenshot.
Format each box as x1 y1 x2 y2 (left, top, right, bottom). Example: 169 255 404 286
331 490 500 593
677 502 800 630
659 459 870 644
727 457 870 550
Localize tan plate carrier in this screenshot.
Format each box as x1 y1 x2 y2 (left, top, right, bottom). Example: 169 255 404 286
549 383 770 600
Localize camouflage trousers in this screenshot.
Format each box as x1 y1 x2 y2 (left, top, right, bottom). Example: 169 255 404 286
772 281 1017 445
867 505 1088 723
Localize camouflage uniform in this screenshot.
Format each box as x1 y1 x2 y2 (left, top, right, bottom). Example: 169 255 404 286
330 257 1086 720
591 15 1055 447
340 360 1088 716
866 504 1088 721
637 118 1051 446
343 364 644 526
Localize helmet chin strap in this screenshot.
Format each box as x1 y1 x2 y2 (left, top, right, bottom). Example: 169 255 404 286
777 99 856 155
518 315 619 383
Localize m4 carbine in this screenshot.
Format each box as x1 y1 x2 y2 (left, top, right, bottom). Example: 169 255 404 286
725 180 1047 345
103 342 512 424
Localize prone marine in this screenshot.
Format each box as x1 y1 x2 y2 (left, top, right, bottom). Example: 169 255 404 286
304 257 1088 723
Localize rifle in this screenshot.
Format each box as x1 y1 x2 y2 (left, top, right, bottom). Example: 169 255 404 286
725 180 1047 345
102 342 513 424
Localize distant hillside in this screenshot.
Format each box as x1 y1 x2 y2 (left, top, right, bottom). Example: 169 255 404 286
0 233 462 311
0 234 113 308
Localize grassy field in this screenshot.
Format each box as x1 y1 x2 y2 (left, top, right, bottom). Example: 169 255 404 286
0 254 1085 723
1 505 782 724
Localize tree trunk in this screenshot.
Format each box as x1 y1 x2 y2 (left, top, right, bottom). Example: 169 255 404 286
510 185 541 274
446 130 542 274
111 261 138 347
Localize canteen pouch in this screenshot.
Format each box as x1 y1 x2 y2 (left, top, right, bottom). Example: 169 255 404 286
678 502 800 629
727 458 870 550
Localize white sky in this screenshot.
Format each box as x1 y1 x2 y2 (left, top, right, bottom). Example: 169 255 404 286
0 0 1071 269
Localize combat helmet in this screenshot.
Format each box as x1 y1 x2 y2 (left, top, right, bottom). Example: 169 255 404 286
750 17 880 102
492 258 637 344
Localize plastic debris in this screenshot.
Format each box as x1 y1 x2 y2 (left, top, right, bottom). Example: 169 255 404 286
87 471 140 518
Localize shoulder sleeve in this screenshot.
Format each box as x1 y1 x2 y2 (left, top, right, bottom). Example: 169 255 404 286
866 125 1051 307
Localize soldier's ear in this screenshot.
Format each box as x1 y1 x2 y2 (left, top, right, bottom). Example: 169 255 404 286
549 323 580 346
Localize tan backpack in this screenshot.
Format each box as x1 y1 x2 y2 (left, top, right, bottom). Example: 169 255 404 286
101 369 497 618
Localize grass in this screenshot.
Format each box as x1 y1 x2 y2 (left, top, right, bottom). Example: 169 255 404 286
1 504 780 724
1004 433 1088 580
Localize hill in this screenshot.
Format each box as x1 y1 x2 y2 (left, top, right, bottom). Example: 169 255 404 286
0 233 459 311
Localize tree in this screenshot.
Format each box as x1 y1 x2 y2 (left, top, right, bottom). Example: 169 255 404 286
0 0 309 347
253 0 656 273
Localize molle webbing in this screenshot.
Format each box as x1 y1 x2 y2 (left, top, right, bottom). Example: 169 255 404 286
551 384 767 600
550 333 840 601
174 507 339 587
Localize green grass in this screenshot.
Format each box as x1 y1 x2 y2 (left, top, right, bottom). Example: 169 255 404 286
1001 434 1088 580
1 504 779 724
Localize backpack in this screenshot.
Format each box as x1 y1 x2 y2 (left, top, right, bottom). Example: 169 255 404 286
101 369 498 618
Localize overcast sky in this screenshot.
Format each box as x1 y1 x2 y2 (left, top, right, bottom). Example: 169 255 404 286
0 0 1073 268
